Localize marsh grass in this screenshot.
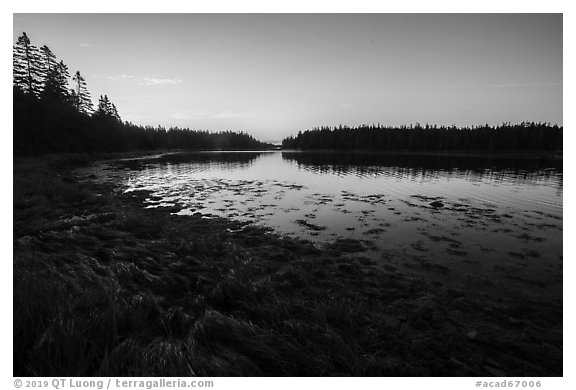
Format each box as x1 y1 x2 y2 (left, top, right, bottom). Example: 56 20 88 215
13 156 562 376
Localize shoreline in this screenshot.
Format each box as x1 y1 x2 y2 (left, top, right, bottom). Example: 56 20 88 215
13 154 562 377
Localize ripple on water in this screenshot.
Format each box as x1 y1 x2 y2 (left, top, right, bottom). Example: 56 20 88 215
84 151 562 288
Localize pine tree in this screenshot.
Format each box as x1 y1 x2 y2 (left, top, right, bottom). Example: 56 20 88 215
95 94 121 121
39 45 58 92
110 103 120 121
104 95 113 115
73 71 93 114
42 60 71 103
56 61 72 101
13 32 43 96
95 95 109 116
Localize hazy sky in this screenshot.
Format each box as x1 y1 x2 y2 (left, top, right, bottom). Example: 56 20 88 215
13 13 562 142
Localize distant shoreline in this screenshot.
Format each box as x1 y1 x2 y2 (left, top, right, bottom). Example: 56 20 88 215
15 148 561 165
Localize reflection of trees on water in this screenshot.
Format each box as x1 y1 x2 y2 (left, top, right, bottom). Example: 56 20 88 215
281 152 563 190
117 152 263 172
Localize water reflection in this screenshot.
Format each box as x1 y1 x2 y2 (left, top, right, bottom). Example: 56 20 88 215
282 151 563 191
84 150 562 311
115 151 264 171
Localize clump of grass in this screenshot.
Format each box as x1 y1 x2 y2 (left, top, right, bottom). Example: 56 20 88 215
118 212 164 238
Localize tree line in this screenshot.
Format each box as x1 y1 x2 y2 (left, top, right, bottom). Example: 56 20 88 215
15 31 562 156
282 123 562 151
13 32 271 155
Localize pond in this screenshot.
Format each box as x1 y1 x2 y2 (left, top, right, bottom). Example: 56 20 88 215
85 150 563 300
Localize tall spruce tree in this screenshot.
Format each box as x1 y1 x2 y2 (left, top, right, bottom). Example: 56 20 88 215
95 95 109 116
42 60 72 103
72 71 93 114
95 94 121 121
13 32 43 96
110 102 120 121
39 45 58 90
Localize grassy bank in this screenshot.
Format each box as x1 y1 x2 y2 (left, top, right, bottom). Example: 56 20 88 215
13 155 562 376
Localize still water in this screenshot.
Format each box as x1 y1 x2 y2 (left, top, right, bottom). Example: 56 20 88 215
89 151 563 296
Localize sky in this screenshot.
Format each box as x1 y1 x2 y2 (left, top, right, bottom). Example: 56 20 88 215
13 13 562 142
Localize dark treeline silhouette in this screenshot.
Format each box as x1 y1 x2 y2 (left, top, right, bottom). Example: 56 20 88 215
282 123 562 151
13 32 271 156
